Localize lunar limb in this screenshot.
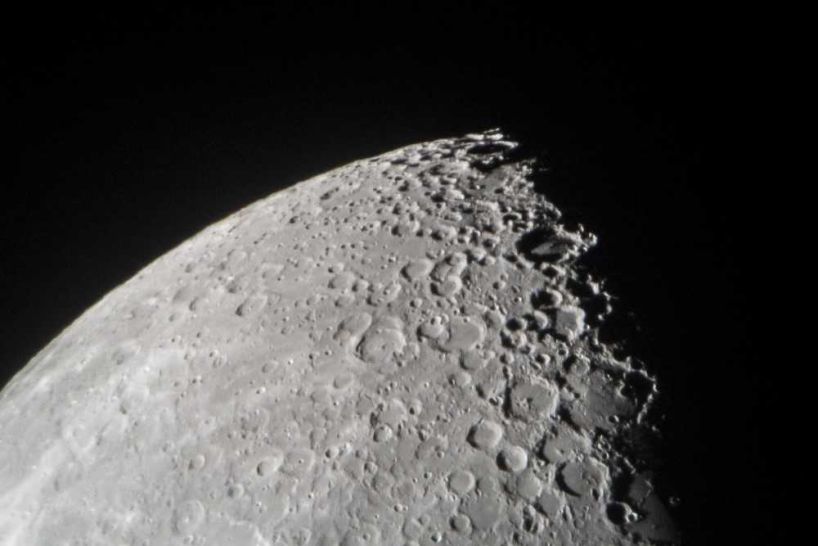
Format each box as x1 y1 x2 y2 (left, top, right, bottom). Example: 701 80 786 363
0 130 678 544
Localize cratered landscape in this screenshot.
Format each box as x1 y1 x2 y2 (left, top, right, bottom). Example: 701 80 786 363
0 130 678 545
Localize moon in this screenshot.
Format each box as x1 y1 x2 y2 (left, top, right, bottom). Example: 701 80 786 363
0 130 677 544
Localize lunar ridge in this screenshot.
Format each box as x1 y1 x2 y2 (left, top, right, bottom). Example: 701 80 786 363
0 130 678 544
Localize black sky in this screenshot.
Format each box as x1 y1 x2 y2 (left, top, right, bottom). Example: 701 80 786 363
1 4 781 544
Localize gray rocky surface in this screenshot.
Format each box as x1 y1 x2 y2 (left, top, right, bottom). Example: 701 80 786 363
0 130 677 545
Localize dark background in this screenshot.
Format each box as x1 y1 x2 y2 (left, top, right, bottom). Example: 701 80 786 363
1 4 781 544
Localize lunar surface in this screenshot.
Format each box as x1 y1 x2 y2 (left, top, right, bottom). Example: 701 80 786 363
0 130 678 545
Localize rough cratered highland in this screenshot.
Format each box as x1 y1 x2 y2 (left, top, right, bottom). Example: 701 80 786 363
0 131 678 545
